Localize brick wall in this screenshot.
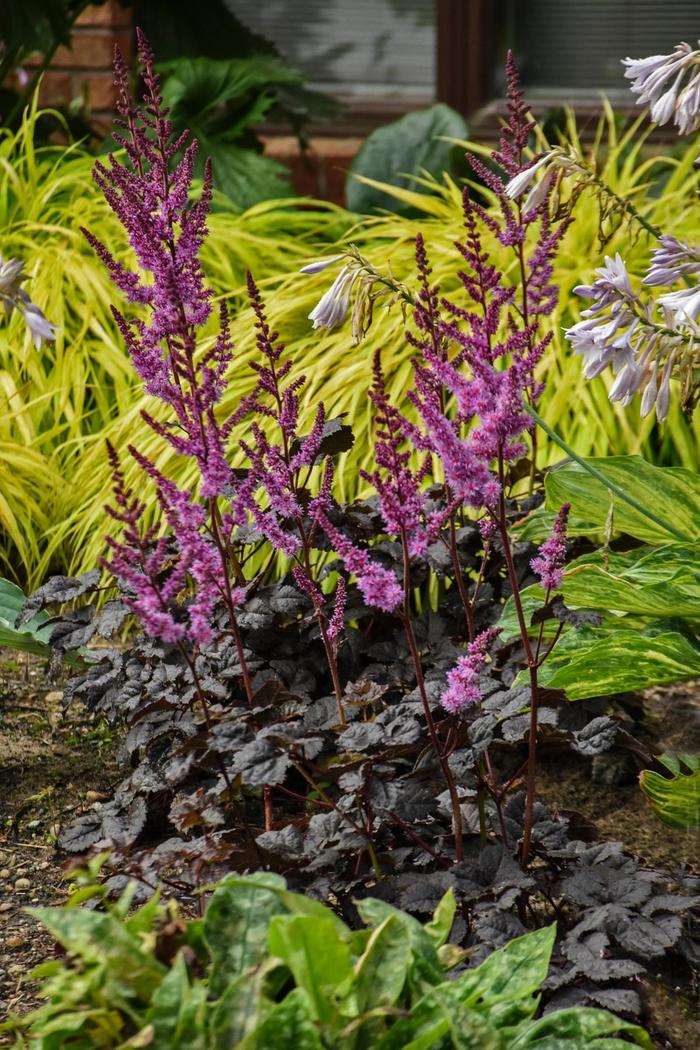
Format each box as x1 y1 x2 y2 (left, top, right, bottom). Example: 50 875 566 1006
26 0 134 132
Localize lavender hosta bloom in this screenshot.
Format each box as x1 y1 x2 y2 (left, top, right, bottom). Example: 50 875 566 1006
657 284 700 326
644 235 700 286
504 151 555 201
0 254 57 349
299 254 344 275
531 503 570 592
440 626 501 715
624 41 700 134
307 264 359 330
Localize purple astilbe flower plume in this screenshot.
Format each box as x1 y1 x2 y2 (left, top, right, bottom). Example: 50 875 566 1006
441 626 501 715
360 351 437 557
83 31 235 502
531 503 571 592
314 510 402 613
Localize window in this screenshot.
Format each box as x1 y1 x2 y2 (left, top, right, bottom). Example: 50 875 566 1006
232 0 436 105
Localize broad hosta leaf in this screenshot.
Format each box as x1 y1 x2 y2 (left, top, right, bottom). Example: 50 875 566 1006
535 620 700 700
346 104 467 216
640 754 700 829
204 874 287 995
559 545 700 622
519 457 700 545
0 576 51 656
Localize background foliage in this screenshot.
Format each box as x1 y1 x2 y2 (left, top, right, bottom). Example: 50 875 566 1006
2 104 700 586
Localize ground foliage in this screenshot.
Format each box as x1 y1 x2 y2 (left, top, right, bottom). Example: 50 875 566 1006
24 538 700 1022
1 873 653 1049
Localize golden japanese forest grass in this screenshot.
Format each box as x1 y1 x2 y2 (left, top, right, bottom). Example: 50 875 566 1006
2 100 699 587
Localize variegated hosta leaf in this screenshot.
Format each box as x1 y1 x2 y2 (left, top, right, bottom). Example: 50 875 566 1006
517 456 700 544
640 754 700 830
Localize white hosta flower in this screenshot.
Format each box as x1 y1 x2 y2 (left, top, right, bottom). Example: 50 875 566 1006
0 254 26 298
299 254 344 275
655 352 677 422
504 152 554 200
308 265 359 330
657 284 700 325
0 254 57 348
20 301 58 349
640 362 658 418
623 41 700 134
644 235 700 286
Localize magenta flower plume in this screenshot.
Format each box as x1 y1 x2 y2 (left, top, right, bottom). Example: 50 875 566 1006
315 511 402 613
531 503 571 592
360 351 435 557
441 626 501 715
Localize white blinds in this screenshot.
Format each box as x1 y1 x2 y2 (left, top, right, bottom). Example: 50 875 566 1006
514 0 700 97
229 0 436 101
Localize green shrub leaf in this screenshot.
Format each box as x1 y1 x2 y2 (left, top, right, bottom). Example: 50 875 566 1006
204 873 287 994
267 914 354 1024
640 754 700 829
346 104 467 216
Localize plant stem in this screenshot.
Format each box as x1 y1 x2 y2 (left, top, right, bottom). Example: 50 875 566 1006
495 468 539 867
399 529 464 862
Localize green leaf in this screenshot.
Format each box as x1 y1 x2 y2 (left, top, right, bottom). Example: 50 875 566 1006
27 907 166 1002
267 914 354 1025
509 1005 652 1048
448 925 555 1028
243 988 323 1050
423 888 456 949
560 545 700 621
355 897 442 984
148 953 208 1050
203 873 287 995
346 104 467 216
375 981 501 1050
158 56 297 207
0 576 51 656
535 620 700 699
529 456 700 545
209 961 279 1049
354 915 411 1014
640 753 700 829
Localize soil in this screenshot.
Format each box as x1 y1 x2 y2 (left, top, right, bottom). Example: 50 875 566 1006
0 654 698 1047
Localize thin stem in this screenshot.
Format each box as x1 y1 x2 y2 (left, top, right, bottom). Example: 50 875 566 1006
447 513 475 641
399 528 464 862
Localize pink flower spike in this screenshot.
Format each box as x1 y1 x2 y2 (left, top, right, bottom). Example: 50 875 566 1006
530 503 571 592
440 626 501 715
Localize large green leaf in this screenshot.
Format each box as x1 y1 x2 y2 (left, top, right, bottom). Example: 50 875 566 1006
159 55 296 206
267 914 354 1025
0 575 51 656
27 906 166 1002
148 952 208 1049
519 456 700 545
242 988 323 1050
640 754 700 829
353 915 411 1014
536 620 700 699
346 104 467 216
509 1005 652 1048
203 873 287 995
355 897 443 982
455 925 555 1008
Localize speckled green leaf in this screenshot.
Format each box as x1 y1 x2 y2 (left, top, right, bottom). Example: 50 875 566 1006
267 914 354 1025
509 1004 652 1047
242 989 323 1050
204 873 287 995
